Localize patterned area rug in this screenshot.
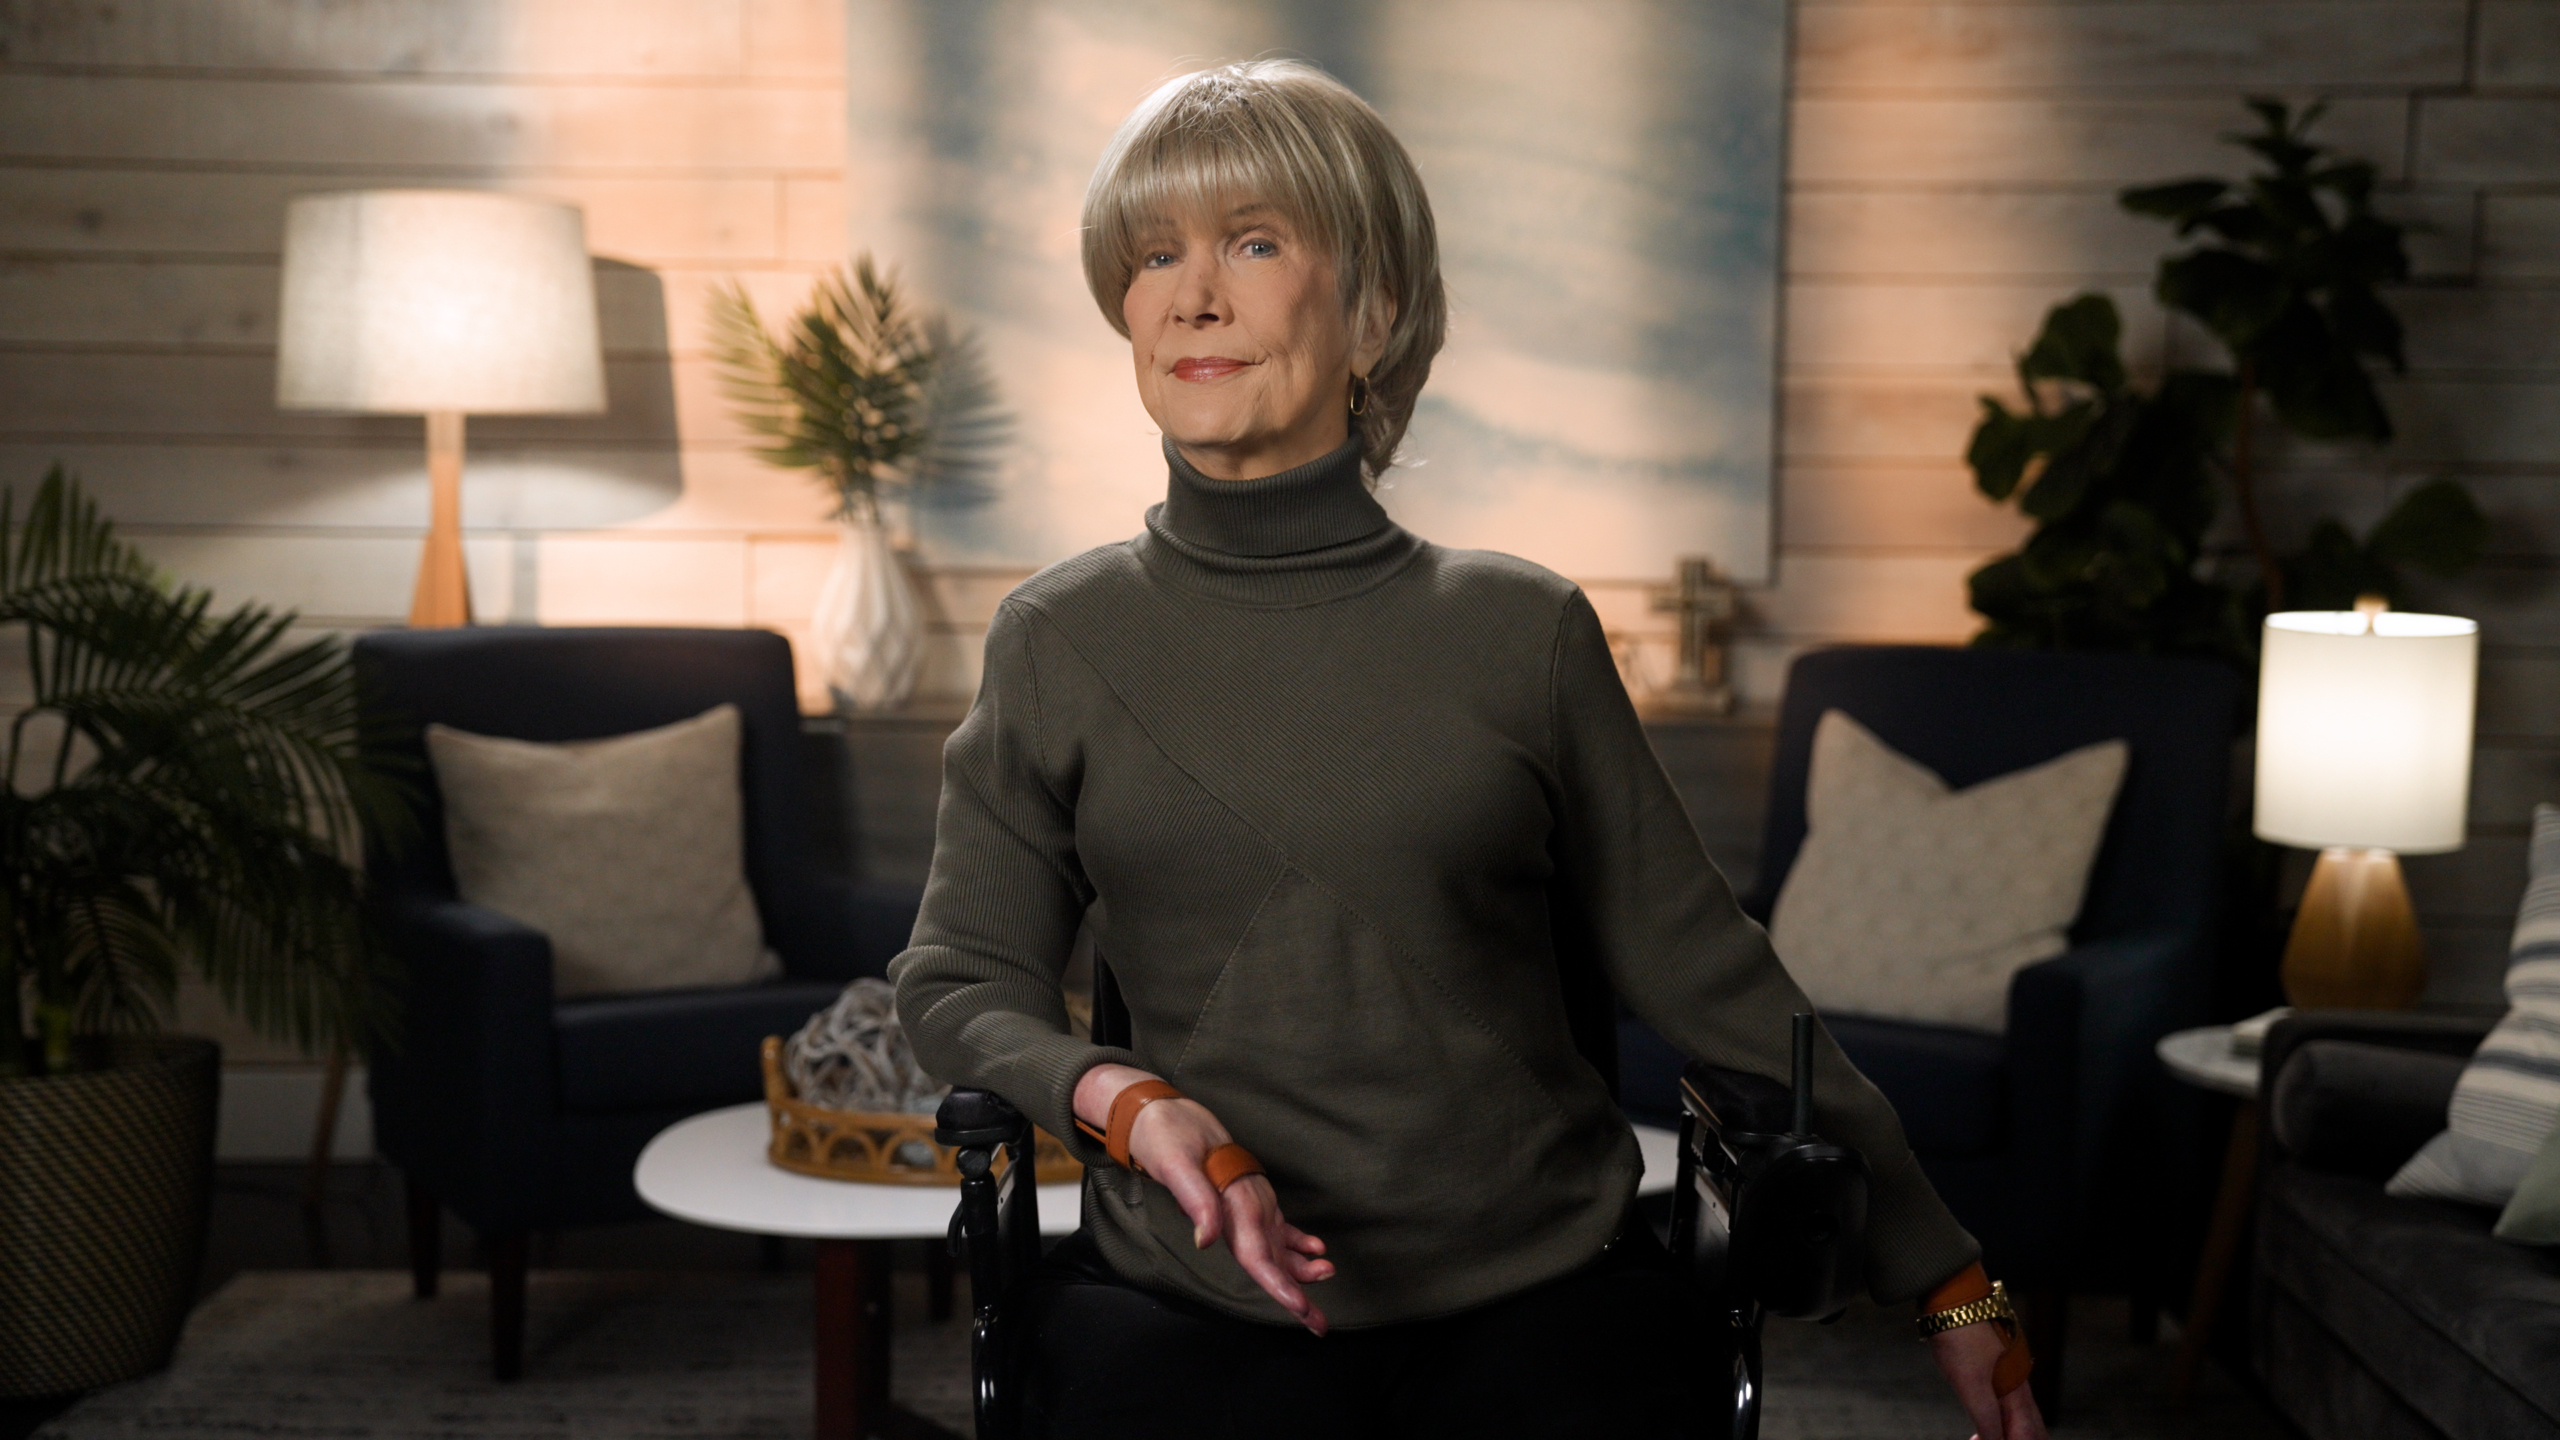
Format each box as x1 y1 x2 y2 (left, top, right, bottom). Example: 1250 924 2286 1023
39 1269 2277 1438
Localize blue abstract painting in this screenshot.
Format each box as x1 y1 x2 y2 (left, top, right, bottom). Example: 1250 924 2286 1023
845 0 1787 583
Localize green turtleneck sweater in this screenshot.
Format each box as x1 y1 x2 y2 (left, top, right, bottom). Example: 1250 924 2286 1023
890 438 1978 1328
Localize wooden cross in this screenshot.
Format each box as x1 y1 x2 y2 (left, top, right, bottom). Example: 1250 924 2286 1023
1647 557 1738 716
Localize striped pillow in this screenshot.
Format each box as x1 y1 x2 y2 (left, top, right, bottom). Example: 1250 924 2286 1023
2388 802 2560 1208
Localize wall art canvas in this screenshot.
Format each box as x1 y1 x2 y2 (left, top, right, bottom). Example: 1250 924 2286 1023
845 0 1788 583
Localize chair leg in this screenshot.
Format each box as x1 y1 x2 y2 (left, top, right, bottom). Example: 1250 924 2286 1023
405 1173 441 1300
487 1229 529 1382
2024 1283 2067 1425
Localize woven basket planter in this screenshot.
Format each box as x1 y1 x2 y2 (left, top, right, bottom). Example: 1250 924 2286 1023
0 1036 219 1398
760 1037 1080 1186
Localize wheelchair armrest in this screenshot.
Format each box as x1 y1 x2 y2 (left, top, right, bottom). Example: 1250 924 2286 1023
1676 1055 1869 1323
937 1086 1039 1440
937 1086 1031 1149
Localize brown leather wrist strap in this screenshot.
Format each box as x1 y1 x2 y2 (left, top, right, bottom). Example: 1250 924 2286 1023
1919 1262 2034 1398
1202 1142 1264 1193
1073 1079 1184 1173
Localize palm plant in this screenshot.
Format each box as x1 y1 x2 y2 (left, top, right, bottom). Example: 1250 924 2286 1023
707 253 1006 522
1 468 402 1078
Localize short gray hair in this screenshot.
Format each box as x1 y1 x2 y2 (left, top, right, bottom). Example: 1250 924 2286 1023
1081 60 1448 483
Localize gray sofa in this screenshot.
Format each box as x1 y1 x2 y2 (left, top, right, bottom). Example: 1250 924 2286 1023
2252 1011 2560 1438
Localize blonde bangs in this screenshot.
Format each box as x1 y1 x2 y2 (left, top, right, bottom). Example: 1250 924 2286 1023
1080 60 1447 481
1083 76 1351 335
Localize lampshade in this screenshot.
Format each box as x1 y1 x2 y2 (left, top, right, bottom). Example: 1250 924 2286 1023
275 189 605 415
2255 611 2479 854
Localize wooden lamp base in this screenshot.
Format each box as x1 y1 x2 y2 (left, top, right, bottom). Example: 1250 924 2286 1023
409 410 473 628
2281 846 2427 1009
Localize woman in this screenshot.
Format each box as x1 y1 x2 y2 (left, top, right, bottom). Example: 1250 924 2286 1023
892 60 2046 1440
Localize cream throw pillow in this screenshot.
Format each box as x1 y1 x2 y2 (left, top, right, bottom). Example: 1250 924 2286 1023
1769 710 2128 1032
2389 801 2560 1210
427 704 779 998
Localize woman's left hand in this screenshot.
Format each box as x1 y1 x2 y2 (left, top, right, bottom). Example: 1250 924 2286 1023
1927 1322 2047 1440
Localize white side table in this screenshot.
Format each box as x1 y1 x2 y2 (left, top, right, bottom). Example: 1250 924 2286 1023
2154 1024 2264 1402
638 1103 1079 1440
637 1102 1681 1438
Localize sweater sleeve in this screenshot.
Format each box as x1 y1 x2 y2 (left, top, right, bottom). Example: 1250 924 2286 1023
890 600 1138 1161
1543 589 1979 1303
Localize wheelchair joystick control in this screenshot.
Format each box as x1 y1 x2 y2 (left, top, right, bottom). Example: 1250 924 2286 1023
1670 1013 1871 1440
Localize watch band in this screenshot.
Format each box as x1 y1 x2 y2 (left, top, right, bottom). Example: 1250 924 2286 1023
1916 1263 2035 1397
1916 1283 2016 1336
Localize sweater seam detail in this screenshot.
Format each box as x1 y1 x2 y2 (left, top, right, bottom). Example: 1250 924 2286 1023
1168 863 1293 1079
1008 599 1071 814
1000 598 1580 1135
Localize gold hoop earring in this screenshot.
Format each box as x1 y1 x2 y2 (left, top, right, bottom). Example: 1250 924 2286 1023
1348 374 1371 417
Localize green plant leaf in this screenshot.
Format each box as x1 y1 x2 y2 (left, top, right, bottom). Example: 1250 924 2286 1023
705 254 1008 522
2157 249 2290 348
1 468 401 1071
1967 400 2041 501
2120 179 2229 224
2324 280 2407 371
2366 478 2488 578
2018 293 2127 393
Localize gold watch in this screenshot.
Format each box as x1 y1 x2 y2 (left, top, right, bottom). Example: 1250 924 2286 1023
1915 1279 2018 1338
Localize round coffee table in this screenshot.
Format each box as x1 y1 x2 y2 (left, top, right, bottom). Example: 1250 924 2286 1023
636 1103 1076 1439
637 1103 1681 1439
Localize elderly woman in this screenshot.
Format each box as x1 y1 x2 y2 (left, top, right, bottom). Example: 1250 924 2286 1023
892 61 2045 1440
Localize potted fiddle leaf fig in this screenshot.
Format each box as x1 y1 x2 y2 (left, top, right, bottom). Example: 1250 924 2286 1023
0 467 400 1398
1968 97 2485 655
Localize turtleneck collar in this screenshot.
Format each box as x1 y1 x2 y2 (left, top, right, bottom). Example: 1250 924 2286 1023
1157 436 1386 557
1138 436 1423 608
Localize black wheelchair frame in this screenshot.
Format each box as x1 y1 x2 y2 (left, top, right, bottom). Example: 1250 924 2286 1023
936 976 1868 1440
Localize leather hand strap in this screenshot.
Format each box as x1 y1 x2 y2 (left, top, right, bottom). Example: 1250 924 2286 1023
1202 1142 1264 1193
1073 1078 1184 1172
1919 1262 2034 1398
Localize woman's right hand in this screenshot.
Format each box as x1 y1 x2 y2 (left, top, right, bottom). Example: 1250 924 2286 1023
1073 1063 1336 1334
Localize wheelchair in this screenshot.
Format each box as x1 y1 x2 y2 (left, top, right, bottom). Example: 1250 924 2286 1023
936 965 1868 1440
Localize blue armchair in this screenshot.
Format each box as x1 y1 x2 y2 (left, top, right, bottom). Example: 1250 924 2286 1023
1619 644 2243 1415
355 627 921 1379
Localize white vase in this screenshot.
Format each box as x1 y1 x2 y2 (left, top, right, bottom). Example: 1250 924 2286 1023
810 505 922 713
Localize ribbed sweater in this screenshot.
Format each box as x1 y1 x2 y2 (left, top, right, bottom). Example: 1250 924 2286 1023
890 437 1979 1328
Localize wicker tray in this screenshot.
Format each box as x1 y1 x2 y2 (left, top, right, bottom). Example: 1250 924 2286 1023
759 1037 1082 1186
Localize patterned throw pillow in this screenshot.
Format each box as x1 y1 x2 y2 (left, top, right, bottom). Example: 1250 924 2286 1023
1769 710 2129 1033
2390 802 2560 1208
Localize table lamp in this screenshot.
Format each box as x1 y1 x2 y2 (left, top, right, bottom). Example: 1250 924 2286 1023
275 190 604 627
2255 606 2479 1008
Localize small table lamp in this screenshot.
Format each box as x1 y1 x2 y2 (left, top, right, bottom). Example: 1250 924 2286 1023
275 190 604 627
2255 606 2480 1008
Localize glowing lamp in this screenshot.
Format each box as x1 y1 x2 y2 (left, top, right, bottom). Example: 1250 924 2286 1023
2255 608 2479 1008
275 190 604 626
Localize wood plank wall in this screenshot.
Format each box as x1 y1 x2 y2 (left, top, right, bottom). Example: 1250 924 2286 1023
1 1 2553 1009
